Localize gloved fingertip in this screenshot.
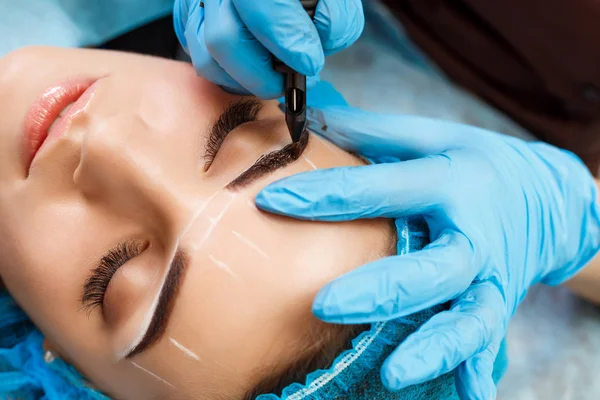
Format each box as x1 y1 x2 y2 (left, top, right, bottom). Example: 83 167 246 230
306 74 321 91
255 184 312 216
380 360 406 391
457 354 498 400
276 41 323 76
474 362 498 400
314 0 365 55
217 84 251 96
247 74 285 99
254 190 285 215
319 24 364 56
474 376 496 400
296 52 325 77
312 286 341 321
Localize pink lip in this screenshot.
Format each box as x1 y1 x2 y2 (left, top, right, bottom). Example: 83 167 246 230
22 78 98 172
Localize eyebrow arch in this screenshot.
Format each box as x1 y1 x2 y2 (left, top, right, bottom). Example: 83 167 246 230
126 249 188 359
226 128 310 190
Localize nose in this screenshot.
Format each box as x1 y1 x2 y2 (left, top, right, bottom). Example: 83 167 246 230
72 113 198 229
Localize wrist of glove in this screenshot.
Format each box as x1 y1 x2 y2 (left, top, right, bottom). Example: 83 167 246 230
526 141 600 285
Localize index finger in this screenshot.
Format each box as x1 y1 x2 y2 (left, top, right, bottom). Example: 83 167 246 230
306 106 486 160
312 230 476 323
232 0 325 76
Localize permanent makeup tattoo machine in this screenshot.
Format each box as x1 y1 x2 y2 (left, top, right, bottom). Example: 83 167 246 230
274 0 318 143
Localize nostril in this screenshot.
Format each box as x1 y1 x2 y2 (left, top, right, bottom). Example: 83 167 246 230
72 133 112 200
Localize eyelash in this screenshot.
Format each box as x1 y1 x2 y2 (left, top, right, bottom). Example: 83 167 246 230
81 240 146 315
203 99 263 170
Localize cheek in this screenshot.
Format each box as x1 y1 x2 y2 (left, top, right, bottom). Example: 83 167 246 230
1 201 122 333
1 204 88 303
0 202 167 399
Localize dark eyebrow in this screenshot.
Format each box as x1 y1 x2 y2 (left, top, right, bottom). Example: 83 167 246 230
226 128 310 190
203 99 310 189
126 249 188 359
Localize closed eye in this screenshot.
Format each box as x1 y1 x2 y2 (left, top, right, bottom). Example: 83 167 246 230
203 99 263 171
81 241 147 316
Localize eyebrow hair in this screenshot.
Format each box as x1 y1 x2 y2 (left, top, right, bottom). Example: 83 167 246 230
204 99 263 171
227 128 310 190
126 249 189 359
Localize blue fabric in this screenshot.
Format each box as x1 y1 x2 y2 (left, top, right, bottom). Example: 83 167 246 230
0 0 173 57
0 290 109 400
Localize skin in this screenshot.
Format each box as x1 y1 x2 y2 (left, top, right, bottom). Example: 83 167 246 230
0 47 394 400
565 179 600 305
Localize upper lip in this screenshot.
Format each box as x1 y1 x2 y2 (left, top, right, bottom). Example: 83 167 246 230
22 78 98 173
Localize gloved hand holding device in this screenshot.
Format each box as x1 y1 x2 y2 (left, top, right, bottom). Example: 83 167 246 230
173 0 364 98
256 106 600 399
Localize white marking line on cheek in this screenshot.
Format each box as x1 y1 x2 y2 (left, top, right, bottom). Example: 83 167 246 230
231 230 270 259
208 254 241 279
303 157 317 170
131 361 175 388
169 337 201 361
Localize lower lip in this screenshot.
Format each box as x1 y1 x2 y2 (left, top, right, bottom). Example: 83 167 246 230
22 78 98 171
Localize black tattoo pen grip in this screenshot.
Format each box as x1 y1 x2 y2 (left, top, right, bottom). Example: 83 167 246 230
273 0 318 142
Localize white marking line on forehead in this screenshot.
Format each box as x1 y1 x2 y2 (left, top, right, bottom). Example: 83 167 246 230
232 230 270 259
208 254 241 279
131 361 175 388
303 157 317 170
117 191 237 360
189 193 237 252
169 337 201 361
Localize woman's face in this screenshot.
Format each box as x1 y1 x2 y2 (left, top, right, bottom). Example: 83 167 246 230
0 47 392 399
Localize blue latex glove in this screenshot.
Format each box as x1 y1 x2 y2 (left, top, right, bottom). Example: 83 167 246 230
173 0 364 98
256 106 600 399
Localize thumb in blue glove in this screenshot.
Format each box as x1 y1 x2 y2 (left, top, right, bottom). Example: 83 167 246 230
255 106 600 399
173 0 364 98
